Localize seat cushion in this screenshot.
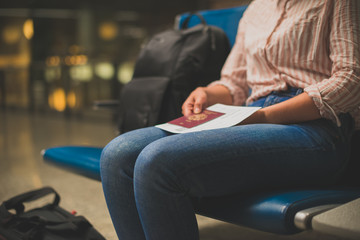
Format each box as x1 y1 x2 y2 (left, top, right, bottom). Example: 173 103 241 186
194 189 360 234
42 146 360 234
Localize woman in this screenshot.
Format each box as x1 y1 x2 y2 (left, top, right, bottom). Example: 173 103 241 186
100 1 360 239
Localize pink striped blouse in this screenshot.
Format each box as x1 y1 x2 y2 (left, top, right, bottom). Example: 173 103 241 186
210 0 360 129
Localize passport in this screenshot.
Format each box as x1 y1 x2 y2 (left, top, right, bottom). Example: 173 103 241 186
168 110 224 128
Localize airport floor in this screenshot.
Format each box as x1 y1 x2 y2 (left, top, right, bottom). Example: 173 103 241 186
0 110 350 240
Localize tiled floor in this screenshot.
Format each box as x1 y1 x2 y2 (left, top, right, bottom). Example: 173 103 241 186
0 110 348 240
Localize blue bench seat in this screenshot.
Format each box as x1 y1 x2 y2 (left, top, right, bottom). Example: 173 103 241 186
42 143 360 234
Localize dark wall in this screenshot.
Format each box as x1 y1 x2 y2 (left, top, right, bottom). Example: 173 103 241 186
1 0 201 14
209 0 252 9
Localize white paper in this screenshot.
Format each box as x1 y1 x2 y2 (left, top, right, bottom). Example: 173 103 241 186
155 104 261 134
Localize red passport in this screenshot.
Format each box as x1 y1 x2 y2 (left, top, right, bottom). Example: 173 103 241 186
168 110 224 128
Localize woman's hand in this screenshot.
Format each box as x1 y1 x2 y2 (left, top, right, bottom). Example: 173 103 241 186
182 87 208 116
182 85 233 116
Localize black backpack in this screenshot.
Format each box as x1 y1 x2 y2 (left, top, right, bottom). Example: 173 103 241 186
117 13 231 134
0 187 105 240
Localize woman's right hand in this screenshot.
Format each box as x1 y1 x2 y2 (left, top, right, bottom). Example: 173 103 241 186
182 87 209 116
182 85 233 116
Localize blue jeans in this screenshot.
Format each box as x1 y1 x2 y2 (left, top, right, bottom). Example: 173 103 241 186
100 89 354 240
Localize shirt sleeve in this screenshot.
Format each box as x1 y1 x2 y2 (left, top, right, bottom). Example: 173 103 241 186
208 15 249 106
304 0 360 126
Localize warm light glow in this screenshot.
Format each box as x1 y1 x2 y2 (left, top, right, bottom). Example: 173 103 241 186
99 21 118 41
69 64 93 82
77 55 88 65
95 62 115 80
64 55 88 66
44 66 61 82
65 56 76 66
23 19 34 40
118 62 134 84
49 88 66 112
67 91 77 108
46 56 61 66
3 25 21 44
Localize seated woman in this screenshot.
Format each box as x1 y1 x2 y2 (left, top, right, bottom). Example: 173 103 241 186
100 1 360 239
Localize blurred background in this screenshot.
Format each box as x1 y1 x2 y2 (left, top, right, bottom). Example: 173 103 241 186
0 0 251 121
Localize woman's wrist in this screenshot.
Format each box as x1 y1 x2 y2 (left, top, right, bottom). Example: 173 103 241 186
205 85 233 106
240 109 267 125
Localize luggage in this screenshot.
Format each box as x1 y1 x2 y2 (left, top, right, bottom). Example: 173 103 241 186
0 187 105 240
117 13 230 133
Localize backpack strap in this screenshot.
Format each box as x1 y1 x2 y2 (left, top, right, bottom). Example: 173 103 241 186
2 187 60 215
180 12 207 29
3 215 93 240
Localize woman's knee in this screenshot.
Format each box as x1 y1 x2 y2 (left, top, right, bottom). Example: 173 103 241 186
100 127 170 180
100 135 136 180
133 138 185 193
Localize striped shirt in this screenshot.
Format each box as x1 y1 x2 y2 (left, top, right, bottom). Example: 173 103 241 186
210 0 360 129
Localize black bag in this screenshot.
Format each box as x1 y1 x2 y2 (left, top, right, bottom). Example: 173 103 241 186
117 13 231 133
0 187 106 240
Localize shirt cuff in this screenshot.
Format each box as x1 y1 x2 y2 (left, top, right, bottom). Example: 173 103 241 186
304 85 342 127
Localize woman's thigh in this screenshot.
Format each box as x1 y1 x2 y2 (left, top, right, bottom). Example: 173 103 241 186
133 119 351 198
